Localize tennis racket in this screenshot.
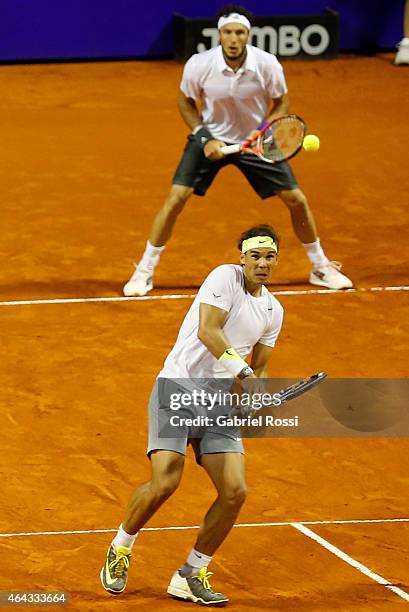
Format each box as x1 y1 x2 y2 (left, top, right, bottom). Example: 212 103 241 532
271 372 327 405
220 114 306 164
230 372 327 417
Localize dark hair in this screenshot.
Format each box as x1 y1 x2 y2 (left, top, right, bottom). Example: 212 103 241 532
216 4 253 22
238 224 280 251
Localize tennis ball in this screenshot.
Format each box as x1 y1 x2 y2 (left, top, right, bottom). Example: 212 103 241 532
303 134 320 152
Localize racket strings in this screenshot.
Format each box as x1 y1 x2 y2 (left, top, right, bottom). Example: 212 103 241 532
260 117 305 162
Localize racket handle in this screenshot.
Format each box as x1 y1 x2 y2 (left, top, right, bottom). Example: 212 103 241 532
220 144 241 155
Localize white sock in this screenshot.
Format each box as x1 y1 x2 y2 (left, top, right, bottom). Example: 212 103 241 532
179 548 213 577
302 238 329 268
112 524 138 550
139 240 165 272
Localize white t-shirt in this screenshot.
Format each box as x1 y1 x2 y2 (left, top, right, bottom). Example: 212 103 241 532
180 44 288 144
159 264 284 379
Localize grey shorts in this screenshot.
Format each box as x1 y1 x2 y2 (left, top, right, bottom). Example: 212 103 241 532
147 379 244 462
172 134 298 199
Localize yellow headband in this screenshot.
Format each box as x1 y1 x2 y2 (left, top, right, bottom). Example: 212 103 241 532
241 236 278 253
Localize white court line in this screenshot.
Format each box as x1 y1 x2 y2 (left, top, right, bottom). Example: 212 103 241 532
1 516 409 538
0 285 408 307
0 294 195 307
292 522 409 603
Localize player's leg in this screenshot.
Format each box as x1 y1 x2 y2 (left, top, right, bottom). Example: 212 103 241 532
101 449 185 594
101 380 187 594
123 184 194 297
277 187 317 243
193 451 247 555
235 154 352 289
278 188 352 289
123 449 185 533
395 0 409 65
168 450 246 605
149 184 194 246
123 135 225 297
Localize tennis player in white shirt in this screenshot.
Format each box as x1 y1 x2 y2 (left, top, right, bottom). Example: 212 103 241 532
124 3 352 297
102 224 283 606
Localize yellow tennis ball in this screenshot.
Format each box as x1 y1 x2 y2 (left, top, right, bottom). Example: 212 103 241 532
303 134 320 152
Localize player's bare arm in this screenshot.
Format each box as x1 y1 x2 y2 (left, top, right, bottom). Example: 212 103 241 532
265 93 289 122
198 301 257 378
177 90 226 161
245 94 290 141
250 342 274 377
242 342 274 398
198 303 264 378
198 302 231 358
177 90 202 131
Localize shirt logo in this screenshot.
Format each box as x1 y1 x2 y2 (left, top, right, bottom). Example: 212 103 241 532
104 565 121 586
313 270 326 280
213 292 221 298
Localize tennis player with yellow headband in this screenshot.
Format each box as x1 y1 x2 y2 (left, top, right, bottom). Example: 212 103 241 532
101 224 283 606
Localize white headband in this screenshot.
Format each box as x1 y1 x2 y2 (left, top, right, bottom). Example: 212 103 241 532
217 13 251 31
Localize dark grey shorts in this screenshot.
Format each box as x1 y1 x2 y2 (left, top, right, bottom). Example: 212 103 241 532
147 379 244 461
172 134 298 199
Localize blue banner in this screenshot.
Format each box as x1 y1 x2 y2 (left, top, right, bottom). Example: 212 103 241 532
0 0 404 61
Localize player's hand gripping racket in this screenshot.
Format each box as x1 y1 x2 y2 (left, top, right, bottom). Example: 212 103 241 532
221 114 306 164
231 372 327 417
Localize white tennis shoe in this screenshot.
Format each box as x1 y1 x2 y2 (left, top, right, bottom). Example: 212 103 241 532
310 261 353 290
123 265 153 297
395 39 409 65
167 568 229 605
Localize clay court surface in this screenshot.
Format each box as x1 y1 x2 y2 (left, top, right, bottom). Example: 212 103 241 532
0 54 408 610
